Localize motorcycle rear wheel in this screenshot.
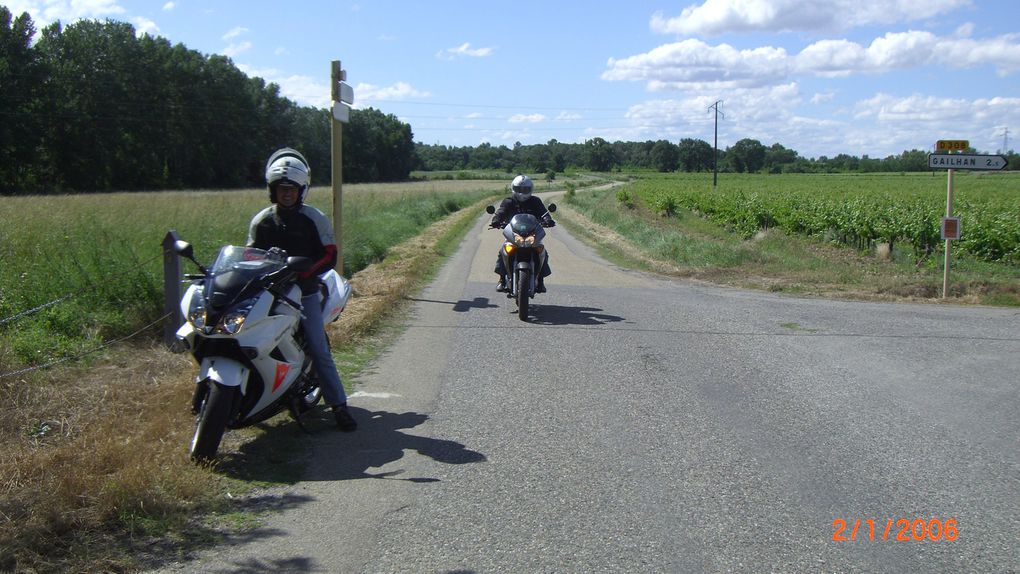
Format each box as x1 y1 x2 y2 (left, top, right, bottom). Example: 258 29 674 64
516 269 530 321
190 381 236 461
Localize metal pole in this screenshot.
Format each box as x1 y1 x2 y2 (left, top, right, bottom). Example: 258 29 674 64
162 230 183 346
942 167 954 298
709 100 722 192
331 60 344 275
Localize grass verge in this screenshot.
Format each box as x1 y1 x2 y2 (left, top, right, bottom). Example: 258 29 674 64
0 195 498 574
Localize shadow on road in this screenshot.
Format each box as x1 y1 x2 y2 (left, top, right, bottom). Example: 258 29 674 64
406 296 498 312
527 304 625 327
218 407 487 484
303 408 488 482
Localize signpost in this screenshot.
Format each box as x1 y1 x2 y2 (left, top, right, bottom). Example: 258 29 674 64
927 140 1009 298
927 153 1008 170
330 61 352 274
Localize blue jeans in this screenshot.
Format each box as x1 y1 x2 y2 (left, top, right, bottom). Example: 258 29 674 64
301 292 347 406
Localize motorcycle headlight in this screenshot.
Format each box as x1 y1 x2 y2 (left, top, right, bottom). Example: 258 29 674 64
513 234 535 247
187 301 207 329
218 310 248 334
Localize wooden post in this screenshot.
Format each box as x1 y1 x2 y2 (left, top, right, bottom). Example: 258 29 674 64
331 60 345 275
162 230 183 346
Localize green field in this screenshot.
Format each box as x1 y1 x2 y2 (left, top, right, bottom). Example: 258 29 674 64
631 171 1020 263
0 181 512 370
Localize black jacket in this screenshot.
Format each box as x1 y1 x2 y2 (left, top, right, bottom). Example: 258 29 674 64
247 204 338 293
491 196 553 227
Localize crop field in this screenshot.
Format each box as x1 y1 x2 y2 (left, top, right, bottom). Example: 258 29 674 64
633 172 1020 264
0 181 507 370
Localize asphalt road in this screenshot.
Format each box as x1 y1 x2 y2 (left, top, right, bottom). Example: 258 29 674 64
150 207 1020 573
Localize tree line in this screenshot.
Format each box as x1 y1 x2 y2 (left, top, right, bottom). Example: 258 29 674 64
415 137 1017 175
2 7 1014 195
0 7 413 194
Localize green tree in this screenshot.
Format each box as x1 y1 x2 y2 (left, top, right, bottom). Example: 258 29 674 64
584 137 615 171
677 138 714 172
0 8 47 191
650 140 679 172
727 138 766 173
342 107 415 182
764 143 798 173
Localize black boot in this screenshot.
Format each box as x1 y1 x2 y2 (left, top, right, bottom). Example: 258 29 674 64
332 404 357 432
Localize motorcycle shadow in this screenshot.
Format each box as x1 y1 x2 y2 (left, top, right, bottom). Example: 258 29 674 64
217 407 487 484
525 304 626 327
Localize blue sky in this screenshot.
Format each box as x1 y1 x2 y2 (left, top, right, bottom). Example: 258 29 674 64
8 0 1020 159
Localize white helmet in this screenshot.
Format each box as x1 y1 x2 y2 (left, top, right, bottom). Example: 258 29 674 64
265 148 311 203
511 174 533 203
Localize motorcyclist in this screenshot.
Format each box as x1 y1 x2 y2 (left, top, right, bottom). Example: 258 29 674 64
246 148 357 432
490 174 554 293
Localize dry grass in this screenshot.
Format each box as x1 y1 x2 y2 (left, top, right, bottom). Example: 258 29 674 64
0 195 494 574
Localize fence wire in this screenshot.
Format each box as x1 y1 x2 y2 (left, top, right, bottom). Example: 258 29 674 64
0 249 166 327
0 312 172 380
1 247 174 380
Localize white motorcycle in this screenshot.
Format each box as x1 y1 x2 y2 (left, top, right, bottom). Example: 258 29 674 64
172 241 350 461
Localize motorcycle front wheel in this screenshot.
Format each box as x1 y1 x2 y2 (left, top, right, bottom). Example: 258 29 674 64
189 381 237 461
516 268 530 321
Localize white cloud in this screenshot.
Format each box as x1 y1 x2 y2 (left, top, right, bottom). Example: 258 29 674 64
236 65 332 108
276 74 332 109
509 113 547 123
436 42 495 60
603 39 791 91
162 2 175 11
810 91 836 104
222 26 248 41
6 0 125 26
556 112 583 121
274 46 289 56
223 41 252 58
356 81 431 102
650 0 972 36
604 31 1020 91
131 16 159 37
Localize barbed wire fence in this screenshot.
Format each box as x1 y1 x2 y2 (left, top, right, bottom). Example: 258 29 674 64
0 241 177 380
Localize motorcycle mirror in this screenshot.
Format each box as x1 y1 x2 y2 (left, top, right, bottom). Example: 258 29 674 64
173 240 194 259
173 240 207 273
485 205 496 214
286 256 314 273
547 203 557 213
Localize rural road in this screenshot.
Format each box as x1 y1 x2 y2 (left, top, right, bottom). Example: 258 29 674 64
150 200 1020 573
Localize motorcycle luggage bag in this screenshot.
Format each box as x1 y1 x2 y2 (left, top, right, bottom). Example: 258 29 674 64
319 269 351 324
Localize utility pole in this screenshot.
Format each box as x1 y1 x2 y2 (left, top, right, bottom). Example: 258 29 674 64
1000 127 1010 154
709 100 723 191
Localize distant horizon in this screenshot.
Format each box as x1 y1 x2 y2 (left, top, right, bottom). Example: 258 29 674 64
7 0 1018 158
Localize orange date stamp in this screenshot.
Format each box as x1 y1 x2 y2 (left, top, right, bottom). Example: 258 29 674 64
832 518 958 542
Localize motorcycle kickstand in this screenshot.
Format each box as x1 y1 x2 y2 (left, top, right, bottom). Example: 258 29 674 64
287 398 313 434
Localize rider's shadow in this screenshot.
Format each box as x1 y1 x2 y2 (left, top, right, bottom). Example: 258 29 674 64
216 408 486 484
528 305 625 327
301 408 486 482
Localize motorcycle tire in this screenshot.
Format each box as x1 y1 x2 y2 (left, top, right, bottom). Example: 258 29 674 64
516 269 530 321
189 381 236 461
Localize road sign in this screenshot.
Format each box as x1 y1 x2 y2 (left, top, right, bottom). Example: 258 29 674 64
941 217 961 241
338 81 354 105
332 102 351 123
928 153 1008 170
936 140 969 151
